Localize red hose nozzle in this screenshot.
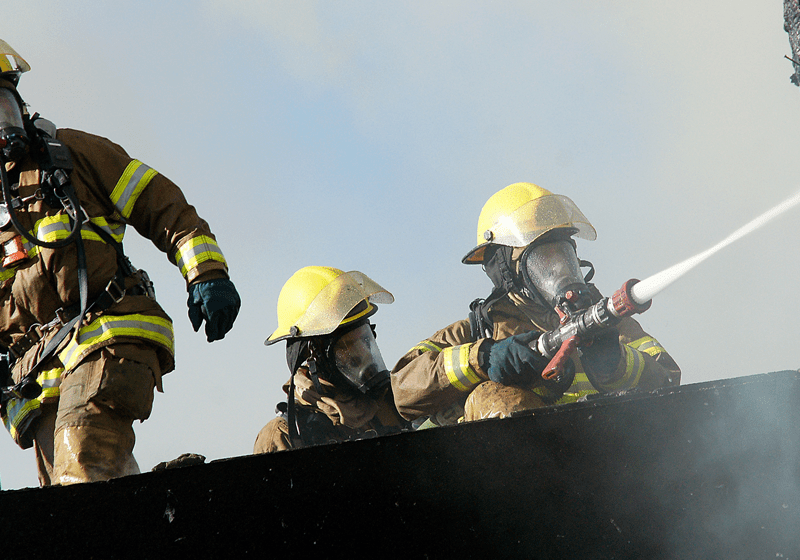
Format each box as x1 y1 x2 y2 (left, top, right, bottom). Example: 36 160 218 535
610 279 652 318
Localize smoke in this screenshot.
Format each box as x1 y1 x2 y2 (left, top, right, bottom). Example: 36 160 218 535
660 372 800 558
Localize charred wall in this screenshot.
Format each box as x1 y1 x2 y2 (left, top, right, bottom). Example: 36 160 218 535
786 0 800 84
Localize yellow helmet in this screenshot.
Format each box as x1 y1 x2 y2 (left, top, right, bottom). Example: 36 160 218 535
265 266 394 345
0 40 30 84
462 182 597 264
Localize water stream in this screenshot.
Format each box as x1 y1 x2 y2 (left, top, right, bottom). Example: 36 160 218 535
631 190 800 304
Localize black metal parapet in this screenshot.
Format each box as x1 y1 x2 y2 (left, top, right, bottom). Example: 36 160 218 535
2 371 799 559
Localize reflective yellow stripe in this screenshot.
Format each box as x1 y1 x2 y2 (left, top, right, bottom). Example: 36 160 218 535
110 160 158 219
174 235 227 278
58 313 174 371
32 214 126 245
569 372 595 394
3 398 39 441
84 217 126 243
0 264 14 282
603 345 645 391
0 216 126 283
2 367 63 446
412 340 443 354
442 343 481 392
628 335 666 357
555 390 598 404
536 372 598 403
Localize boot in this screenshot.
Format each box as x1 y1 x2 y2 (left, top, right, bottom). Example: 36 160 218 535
53 424 139 485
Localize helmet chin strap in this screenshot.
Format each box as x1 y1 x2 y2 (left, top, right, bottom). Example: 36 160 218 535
469 245 528 339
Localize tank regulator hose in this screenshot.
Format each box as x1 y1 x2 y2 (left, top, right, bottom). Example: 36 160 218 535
0 142 83 249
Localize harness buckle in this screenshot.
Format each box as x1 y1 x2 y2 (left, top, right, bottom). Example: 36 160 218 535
104 277 126 304
54 307 70 327
7 323 43 360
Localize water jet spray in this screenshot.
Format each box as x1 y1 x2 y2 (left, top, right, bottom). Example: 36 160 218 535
534 190 800 379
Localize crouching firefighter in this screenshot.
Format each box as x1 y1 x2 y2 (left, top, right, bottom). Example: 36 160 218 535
0 40 241 485
391 182 681 426
254 266 410 453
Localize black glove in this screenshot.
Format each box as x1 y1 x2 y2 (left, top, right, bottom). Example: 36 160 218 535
580 328 623 388
485 331 549 387
187 278 241 342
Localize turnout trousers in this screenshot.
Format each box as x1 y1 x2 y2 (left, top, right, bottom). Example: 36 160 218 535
31 343 159 486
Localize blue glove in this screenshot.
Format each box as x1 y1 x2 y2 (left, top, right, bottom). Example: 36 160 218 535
187 278 241 342
485 331 548 387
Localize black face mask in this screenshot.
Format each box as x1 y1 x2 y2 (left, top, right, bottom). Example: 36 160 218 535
521 239 592 313
0 88 27 162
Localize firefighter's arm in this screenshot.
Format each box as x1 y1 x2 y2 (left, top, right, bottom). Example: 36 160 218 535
113 168 229 285
390 320 490 421
583 316 681 393
60 130 240 341
108 155 240 341
60 129 230 284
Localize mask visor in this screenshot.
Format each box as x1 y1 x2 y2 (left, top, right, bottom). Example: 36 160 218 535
331 323 390 394
0 88 27 161
524 240 587 308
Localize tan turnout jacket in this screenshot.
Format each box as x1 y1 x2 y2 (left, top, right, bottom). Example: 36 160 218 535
391 292 681 423
1 128 229 447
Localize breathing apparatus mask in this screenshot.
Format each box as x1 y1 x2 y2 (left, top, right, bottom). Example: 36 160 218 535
521 238 594 315
325 320 390 395
0 87 27 162
289 317 391 398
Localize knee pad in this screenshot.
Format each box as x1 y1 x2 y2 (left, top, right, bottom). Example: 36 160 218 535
463 380 546 422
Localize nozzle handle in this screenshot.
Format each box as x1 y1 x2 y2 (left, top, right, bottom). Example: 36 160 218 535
541 335 580 380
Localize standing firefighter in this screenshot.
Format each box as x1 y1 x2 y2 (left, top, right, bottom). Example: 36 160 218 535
254 266 409 453
0 40 241 485
391 182 680 426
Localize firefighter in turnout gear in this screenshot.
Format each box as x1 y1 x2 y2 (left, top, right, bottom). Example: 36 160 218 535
254 266 409 453
0 40 241 485
391 182 680 426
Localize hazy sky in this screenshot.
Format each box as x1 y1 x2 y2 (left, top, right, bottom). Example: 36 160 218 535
1 1 798 490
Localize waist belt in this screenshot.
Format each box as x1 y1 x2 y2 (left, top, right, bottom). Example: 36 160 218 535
6 271 153 362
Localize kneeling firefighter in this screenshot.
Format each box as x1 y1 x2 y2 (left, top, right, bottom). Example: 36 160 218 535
0 40 240 485
391 182 681 426
254 266 409 453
